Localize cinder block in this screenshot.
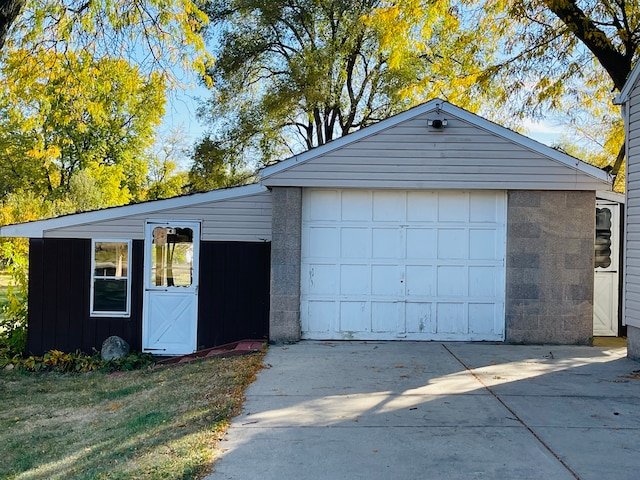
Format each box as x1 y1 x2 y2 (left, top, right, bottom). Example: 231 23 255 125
509 191 542 207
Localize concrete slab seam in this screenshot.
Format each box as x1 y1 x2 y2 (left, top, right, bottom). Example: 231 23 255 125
441 343 580 480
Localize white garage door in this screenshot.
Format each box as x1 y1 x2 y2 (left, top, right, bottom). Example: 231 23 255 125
300 189 506 341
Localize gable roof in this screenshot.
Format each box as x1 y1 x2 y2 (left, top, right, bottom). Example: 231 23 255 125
260 99 610 190
0 184 269 239
615 62 640 104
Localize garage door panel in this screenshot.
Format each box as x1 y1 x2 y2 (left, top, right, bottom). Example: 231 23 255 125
373 191 406 221
407 191 437 221
470 229 499 259
341 191 371 220
469 303 498 334
469 266 498 297
437 266 467 296
438 229 467 259
301 189 506 341
406 229 436 258
303 264 339 295
373 228 403 258
305 190 340 220
372 302 402 333
405 265 434 296
341 264 370 295
436 303 466 333
303 301 336 333
340 302 369 332
372 265 402 296
307 227 339 257
470 192 500 222
438 193 468 222
406 302 434 333
341 228 370 258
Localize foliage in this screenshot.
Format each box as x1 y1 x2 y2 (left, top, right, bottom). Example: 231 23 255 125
3 349 155 372
198 0 497 166
469 0 640 173
0 48 166 206
0 242 28 357
3 0 212 83
146 128 190 200
187 136 254 192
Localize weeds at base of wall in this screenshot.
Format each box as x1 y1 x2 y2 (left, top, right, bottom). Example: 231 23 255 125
1 349 155 373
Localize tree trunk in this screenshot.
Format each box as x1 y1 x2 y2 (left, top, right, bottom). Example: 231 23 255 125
0 0 25 51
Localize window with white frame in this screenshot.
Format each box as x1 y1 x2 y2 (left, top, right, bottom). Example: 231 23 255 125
91 240 131 317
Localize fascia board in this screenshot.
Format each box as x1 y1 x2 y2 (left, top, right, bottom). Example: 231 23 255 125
0 184 269 238
615 62 640 104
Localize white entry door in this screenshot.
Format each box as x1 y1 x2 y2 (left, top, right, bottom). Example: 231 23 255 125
594 202 620 336
143 221 200 355
300 189 506 341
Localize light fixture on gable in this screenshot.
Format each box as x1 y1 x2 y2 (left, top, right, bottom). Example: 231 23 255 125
428 118 448 129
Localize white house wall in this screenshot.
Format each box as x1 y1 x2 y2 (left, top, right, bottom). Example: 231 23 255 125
625 78 640 337
262 113 607 191
42 190 273 242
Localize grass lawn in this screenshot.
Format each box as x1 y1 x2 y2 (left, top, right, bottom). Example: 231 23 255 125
0 352 265 479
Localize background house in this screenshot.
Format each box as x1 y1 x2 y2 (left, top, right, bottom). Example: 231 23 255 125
0 100 612 355
615 64 640 360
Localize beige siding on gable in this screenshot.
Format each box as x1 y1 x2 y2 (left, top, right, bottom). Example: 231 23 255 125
625 80 640 329
262 112 605 190
43 191 273 242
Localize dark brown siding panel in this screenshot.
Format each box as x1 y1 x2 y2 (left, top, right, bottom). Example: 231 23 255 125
27 238 144 355
27 238 267 355
27 239 45 355
198 241 270 348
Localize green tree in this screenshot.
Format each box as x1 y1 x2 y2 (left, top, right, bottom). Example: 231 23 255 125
197 0 495 166
472 1 640 176
146 129 190 200
187 136 253 192
1 0 211 81
0 48 166 206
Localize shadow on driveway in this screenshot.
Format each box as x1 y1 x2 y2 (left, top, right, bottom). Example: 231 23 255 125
207 341 640 480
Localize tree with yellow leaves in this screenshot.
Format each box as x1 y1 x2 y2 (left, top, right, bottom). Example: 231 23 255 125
0 48 166 210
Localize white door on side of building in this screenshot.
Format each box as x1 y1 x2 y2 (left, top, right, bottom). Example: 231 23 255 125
594 201 620 336
300 189 507 341
142 220 200 355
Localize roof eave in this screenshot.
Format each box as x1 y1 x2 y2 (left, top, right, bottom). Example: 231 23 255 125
0 184 269 238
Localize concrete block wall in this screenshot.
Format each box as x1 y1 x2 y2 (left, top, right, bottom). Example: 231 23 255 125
269 187 302 343
505 190 595 344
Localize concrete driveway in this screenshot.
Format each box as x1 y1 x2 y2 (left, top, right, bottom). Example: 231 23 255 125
207 341 640 480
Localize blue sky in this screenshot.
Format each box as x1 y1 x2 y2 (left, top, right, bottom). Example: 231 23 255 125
160 86 565 166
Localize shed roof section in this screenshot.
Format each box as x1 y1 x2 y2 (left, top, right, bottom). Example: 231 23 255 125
260 99 610 191
0 184 272 242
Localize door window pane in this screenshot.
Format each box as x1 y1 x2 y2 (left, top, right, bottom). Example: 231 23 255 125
151 227 194 287
595 208 612 269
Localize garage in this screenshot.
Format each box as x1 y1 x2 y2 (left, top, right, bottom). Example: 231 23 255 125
300 188 507 341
